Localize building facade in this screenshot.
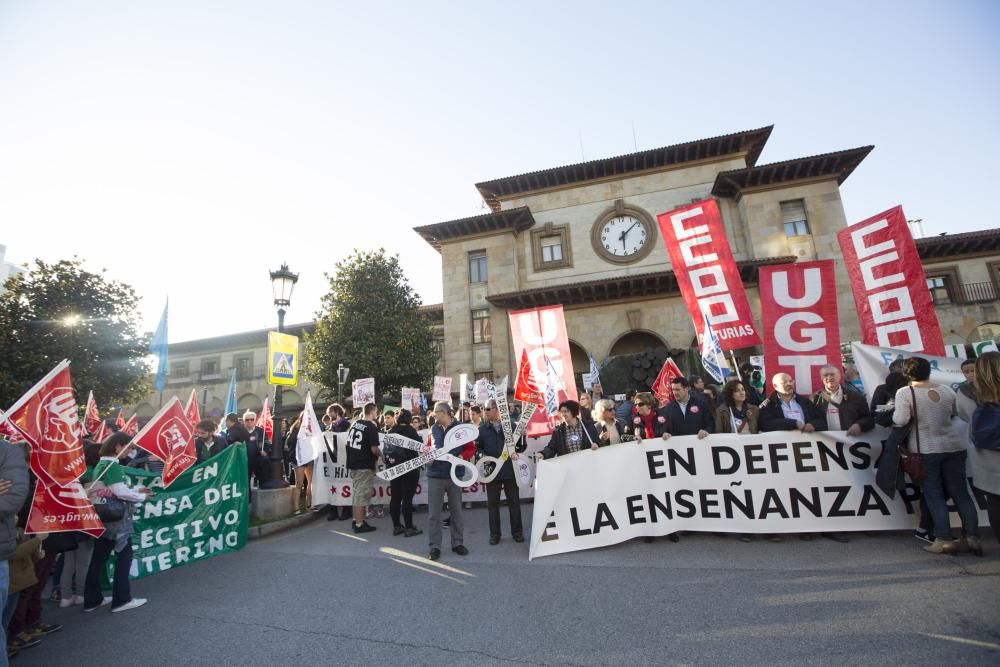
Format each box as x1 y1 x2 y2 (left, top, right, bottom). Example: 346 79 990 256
414 125 1000 387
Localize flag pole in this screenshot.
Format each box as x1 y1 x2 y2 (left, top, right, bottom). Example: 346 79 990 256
730 350 742 381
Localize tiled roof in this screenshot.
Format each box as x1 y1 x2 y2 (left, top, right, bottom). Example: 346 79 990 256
711 146 873 197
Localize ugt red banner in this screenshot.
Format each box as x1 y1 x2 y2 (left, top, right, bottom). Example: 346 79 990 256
26 478 104 538
2 360 86 487
514 348 545 406
509 305 578 437
131 397 197 487
759 260 841 395
837 206 944 355
656 199 760 350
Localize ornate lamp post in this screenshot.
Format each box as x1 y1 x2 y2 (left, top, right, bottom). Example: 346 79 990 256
262 263 298 489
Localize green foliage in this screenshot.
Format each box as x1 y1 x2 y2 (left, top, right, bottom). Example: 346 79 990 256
0 258 151 408
306 249 437 397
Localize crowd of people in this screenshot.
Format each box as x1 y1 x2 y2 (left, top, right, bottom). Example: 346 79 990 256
0 351 998 659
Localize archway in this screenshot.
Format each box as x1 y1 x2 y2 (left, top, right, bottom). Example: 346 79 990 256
134 402 156 418
608 330 668 357
568 340 590 391
237 393 260 411
971 322 1000 343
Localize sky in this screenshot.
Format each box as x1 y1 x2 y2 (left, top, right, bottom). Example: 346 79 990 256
1 1 998 343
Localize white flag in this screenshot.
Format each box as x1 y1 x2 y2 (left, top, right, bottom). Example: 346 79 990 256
296 391 325 467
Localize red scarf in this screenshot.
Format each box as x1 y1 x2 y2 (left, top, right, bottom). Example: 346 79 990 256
638 410 656 437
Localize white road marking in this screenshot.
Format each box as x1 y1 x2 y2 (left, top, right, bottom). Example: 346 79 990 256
329 530 369 542
919 632 1000 651
379 546 476 577
389 558 467 584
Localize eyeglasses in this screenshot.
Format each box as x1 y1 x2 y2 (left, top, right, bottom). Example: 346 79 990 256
634 402 648 407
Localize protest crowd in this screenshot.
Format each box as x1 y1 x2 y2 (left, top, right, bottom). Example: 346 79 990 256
2 346 999 661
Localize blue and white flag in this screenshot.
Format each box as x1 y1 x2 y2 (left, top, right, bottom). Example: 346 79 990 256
543 357 561 417
224 368 238 416
148 300 169 393
582 353 600 390
700 312 730 384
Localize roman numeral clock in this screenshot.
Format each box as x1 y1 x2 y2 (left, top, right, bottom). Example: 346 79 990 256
590 200 657 264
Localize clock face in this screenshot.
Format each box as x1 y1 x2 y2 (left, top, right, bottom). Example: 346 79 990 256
600 215 648 258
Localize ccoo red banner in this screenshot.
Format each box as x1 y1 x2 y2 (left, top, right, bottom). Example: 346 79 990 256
759 260 841 395
656 199 760 350
837 206 944 355
509 306 578 437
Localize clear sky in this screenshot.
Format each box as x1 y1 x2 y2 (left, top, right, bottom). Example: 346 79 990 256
2 1 998 343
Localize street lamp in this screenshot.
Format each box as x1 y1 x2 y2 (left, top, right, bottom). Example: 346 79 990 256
337 363 349 406
262 263 298 490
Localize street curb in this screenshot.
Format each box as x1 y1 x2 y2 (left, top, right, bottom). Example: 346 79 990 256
249 510 320 540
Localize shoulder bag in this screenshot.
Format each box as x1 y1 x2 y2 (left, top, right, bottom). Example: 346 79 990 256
899 387 926 481
86 462 127 523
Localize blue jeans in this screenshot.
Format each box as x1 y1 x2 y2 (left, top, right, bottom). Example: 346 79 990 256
922 450 979 540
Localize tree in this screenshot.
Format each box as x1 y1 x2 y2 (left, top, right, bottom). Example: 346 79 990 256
306 249 437 398
0 258 151 408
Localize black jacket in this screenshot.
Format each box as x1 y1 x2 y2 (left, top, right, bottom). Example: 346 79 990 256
812 385 875 433
759 393 827 432
595 418 629 443
663 397 715 436
624 408 671 439
540 420 601 459
476 420 514 480
384 424 421 480
226 423 251 446
196 434 229 461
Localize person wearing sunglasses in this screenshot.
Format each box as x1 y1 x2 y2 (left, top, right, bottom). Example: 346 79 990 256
626 392 671 442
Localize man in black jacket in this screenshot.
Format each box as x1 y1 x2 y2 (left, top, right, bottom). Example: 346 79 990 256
194 419 229 461
759 373 827 433
813 366 874 437
225 413 256 486
477 399 524 545
663 377 713 438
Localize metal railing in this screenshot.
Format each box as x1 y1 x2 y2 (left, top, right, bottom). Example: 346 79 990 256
961 281 997 304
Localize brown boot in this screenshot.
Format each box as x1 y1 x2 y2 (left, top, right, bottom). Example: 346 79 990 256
923 538 959 555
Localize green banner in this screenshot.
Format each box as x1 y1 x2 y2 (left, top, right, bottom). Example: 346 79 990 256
115 443 249 580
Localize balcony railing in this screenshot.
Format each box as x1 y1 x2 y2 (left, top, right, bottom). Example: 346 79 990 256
961 281 997 304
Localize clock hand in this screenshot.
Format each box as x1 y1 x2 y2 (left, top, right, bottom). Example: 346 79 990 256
623 221 640 237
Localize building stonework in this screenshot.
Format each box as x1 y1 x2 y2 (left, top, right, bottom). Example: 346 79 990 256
415 126 1000 387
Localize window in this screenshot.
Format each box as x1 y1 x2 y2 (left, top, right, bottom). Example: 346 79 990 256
532 223 572 271
474 371 492 381
472 308 491 344
927 276 951 305
540 236 563 263
234 354 254 380
169 361 189 378
469 252 487 283
781 200 810 237
200 358 220 376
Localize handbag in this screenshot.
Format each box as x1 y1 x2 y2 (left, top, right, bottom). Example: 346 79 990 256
86 462 127 522
899 387 926 481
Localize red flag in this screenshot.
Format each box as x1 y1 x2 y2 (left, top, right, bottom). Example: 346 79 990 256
656 199 760 350
513 349 545 406
0 408 26 441
837 205 944 355
651 358 684 407
84 391 101 435
26 478 104 538
131 397 196 487
92 421 107 445
184 389 201 429
122 413 139 437
259 398 273 443
759 260 841 395
115 409 125 430
2 360 86 487
509 306 578 437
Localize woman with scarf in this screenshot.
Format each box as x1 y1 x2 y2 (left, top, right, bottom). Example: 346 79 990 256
715 380 760 434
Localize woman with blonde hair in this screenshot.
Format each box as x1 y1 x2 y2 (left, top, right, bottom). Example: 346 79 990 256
971 351 1000 544
593 399 628 445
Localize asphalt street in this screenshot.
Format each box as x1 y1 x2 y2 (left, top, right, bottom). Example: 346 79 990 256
18 506 1000 666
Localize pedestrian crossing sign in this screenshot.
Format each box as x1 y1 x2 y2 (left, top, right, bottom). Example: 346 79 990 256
267 332 298 386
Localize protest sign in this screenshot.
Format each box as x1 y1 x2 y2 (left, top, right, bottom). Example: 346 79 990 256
114 444 249 579
851 342 965 401
838 205 944 355
432 376 452 401
655 198 759 350
509 306 577 437
759 260 841 395
529 429 987 559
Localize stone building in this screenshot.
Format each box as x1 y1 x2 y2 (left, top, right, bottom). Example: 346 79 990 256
133 305 445 420
413 125 1000 387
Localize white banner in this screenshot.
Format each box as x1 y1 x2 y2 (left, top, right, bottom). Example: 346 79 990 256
312 431 544 506
851 342 965 401
352 378 375 406
529 429 988 559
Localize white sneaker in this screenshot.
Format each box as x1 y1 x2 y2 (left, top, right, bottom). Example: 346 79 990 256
111 597 147 613
83 596 112 612
59 598 74 608
73 595 85 606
